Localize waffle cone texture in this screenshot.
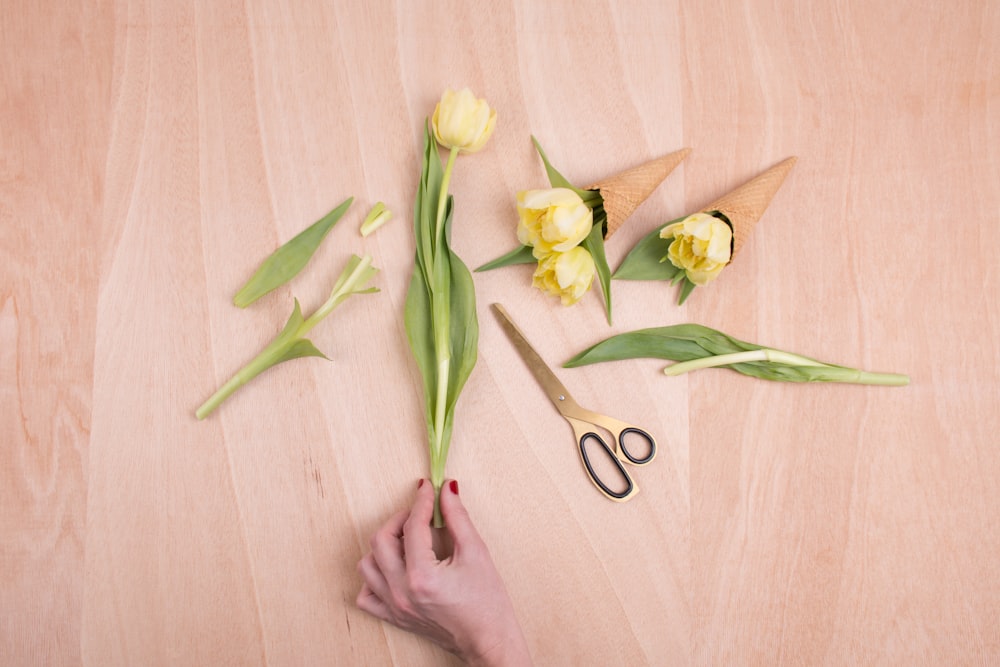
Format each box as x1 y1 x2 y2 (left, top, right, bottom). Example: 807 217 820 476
702 156 797 258
588 148 691 238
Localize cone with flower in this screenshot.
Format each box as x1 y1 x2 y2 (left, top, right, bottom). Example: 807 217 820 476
614 156 797 304
477 138 690 324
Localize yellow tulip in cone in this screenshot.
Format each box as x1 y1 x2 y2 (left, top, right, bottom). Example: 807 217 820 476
615 156 797 305
478 137 690 324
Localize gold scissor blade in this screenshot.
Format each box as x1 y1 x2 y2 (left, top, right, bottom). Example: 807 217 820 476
490 304 578 413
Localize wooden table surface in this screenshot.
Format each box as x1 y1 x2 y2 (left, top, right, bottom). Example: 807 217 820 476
3 1 998 665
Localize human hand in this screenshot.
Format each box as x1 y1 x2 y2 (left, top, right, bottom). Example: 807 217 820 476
356 479 532 667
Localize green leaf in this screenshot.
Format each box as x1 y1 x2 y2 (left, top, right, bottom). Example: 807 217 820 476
404 125 482 525
582 221 613 324
677 277 697 305
612 216 685 281
445 240 479 419
564 324 747 367
475 245 536 272
234 197 353 307
404 270 436 428
531 136 602 205
275 338 329 363
562 324 909 386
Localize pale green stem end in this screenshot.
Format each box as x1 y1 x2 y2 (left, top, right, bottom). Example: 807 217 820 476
360 203 393 237
663 348 909 386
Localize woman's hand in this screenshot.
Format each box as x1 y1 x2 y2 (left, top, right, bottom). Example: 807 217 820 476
357 479 531 666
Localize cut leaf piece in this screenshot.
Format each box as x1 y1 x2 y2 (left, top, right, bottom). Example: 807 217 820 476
234 197 353 307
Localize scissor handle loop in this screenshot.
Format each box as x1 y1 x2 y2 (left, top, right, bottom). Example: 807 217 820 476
577 431 637 502
618 427 657 465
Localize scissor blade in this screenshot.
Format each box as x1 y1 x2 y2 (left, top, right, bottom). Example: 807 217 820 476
490 304 576 411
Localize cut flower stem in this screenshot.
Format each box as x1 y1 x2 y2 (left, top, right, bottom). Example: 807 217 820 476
196 254 378 419
663 348 909 385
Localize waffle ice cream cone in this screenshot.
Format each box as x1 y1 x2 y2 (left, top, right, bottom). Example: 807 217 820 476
702 156 797 258
588 147 691 239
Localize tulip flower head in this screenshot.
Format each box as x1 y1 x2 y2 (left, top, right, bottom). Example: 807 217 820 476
516 188 594 259
659 212 733 285
431 88 497 153
532 246 596 306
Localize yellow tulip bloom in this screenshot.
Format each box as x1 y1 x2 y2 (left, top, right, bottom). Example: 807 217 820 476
431 87 497 153
532 246 596 306
516 188 594 259
660 212 733 285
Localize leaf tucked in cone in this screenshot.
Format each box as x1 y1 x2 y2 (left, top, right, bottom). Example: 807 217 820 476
588 148 691 238
701 156 797 259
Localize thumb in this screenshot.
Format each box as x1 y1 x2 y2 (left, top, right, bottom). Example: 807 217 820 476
403 479 437 564
439 479 482 548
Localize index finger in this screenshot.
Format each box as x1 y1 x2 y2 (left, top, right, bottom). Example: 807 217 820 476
401 479 436 566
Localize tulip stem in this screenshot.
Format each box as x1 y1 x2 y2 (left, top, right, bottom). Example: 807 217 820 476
663 349 910 386
664 349 827 375
435 147 459 246
430 145 459 528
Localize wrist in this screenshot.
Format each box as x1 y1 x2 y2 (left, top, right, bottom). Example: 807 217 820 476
462 622 531 667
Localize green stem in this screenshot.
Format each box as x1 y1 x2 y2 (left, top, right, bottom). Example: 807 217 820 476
196 255 377 420
430 473 445 529
195 336 288 419
663 348 909 386
302 254 374 333
435 147 459 246
664 349 828 375
429 146 458 529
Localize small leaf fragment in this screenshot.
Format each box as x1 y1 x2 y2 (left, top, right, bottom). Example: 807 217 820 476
360 202 394 237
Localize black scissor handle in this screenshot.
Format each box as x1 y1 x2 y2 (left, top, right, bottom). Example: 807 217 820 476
618 427 656 465
579 432 635 501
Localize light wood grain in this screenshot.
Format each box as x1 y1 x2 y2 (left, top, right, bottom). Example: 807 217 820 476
2 1 998 665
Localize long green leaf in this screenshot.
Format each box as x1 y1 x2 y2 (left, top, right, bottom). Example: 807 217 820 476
475 244 536 272
582 220 613 324
404 270 436 431
563 324 908 385
531 136 603 205
445 255 479 419
234 197 353 307
564 324 747 367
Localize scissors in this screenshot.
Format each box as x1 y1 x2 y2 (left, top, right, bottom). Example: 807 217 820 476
491 303 657 502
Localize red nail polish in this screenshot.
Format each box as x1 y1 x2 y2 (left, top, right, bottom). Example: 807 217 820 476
449 480 459 495
417 479 425 489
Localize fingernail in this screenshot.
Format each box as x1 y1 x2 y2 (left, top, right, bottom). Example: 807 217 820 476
417 479 425 489
449 480 459 495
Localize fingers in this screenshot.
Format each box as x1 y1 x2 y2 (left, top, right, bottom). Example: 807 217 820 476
438 479 483 551
402 479 437 566
370 507 409 587
357 551 392 611
355 581 392 622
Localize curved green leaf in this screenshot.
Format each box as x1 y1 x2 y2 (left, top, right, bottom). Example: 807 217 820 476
582 221 613 324
234 197 353 307
562 323 907 385
530 136 603 206
475 244 536 272
612 216 684 281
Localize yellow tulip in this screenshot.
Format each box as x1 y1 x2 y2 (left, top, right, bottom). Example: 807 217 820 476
532 246 596 306
516 188 594 259
659 212 732 285
431 88 497 153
